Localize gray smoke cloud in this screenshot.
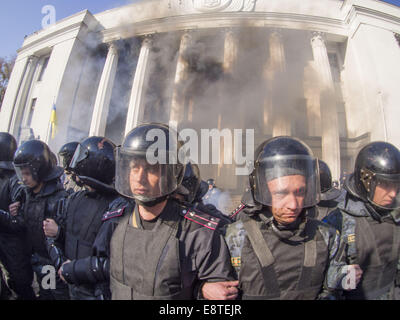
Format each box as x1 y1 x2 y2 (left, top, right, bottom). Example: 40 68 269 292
51 2 348 212
203 187 233 216
46 31 108 154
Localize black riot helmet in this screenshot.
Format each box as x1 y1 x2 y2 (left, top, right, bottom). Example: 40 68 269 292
0 132 17 171
177 163 209 203
115 123 187 207
249 136 320 208
319 160 341 201
207 178 215 188
13 140 62 183
69 137 116 188
58 142 79 171
347 141 400 210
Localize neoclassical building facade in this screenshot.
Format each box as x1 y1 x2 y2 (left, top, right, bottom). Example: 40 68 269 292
1 0 400 195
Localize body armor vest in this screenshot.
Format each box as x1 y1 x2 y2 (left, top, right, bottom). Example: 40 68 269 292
230 216 329 300
65 192 113 260
342 213 400 300
110 206 191 300
23 182 65 258
24 194 49 258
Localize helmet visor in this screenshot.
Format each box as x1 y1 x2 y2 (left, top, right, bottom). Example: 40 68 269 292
115 148 183 201
14 164 37 186
58 153 71 171
69 144 89 171
367 173 400 209
253 155 320 208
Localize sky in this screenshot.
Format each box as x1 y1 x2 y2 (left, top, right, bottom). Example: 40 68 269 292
0 0 399 58
0 0 132 58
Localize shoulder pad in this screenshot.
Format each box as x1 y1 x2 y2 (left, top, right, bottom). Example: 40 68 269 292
180 207 220 231
102 206 126 222
229 203 246 220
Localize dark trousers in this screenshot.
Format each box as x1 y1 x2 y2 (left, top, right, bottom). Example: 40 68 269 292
68 284 98 300
0 234 35 300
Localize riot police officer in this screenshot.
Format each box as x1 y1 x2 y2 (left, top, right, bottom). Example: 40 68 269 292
44 137 118 300
0 132 35 300
60 123 236 300
203 178 231 214
0 140 69 300
324 141 400 299
203 178 217 203
57 141 81 194
175 163 208 204
224 136 362 299
314 160 342 220
174 162 232 225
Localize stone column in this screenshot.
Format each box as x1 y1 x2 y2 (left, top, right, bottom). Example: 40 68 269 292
223 28 239 73
89 42 119 137
304 62 322 137
169 31 192 129
10 55 38 137
221 28 240 189
269 29 286 73
125 36 152 136
264 29 290 137
310 32 340 181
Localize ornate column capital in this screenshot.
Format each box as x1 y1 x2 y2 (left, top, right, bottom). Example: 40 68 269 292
223 27 238 38
181 29 194 41
310 31 327 47
27 55 39 64
106 41 119 56
142 34 154 46
270 28 283 39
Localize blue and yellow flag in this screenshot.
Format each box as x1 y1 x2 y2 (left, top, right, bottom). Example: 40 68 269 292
50 104 57 139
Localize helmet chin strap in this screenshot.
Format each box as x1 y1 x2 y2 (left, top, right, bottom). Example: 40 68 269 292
135 195 168 208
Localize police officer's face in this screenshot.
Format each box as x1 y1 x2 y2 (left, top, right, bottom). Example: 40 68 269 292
129 159 161 197
20 167 39 189
372 181 399 207
267 175 306 225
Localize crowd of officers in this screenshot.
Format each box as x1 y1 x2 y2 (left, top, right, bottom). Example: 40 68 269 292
0 122 399 300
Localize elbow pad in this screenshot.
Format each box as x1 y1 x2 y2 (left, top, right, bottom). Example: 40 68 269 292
62 256 109 285
46 238 65 270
